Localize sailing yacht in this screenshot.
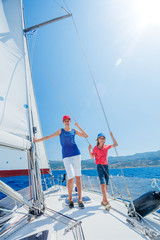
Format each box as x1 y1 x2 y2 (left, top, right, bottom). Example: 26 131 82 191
0 0 160 239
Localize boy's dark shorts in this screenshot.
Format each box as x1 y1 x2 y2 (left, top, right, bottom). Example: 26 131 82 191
97 164 109 185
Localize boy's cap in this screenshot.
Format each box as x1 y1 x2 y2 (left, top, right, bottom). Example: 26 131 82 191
97 133 106 139
63 115 71 121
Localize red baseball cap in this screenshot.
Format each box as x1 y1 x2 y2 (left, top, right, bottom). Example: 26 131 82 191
63 115 71 121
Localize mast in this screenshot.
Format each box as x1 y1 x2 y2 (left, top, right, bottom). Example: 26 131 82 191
20 0 72 213
20 0 44 213
0 0 72 213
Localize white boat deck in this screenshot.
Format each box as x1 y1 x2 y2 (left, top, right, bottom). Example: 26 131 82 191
2 186 159 240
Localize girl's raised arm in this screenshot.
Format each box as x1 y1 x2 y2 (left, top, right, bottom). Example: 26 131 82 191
88 144 94 159
110 132 118 148
34 129 61 143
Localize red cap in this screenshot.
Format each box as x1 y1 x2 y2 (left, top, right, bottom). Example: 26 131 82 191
63 115 71 121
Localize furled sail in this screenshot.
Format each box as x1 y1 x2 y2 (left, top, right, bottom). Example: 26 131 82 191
0 0 50 176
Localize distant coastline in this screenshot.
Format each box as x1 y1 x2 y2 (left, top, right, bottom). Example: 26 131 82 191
49 149 160 170
50 165 160 171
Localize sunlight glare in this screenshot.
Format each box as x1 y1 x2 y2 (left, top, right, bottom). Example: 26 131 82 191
135 0 160 28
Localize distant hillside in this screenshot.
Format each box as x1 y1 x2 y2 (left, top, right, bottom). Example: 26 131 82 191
49 150 160 170
108 150 160 168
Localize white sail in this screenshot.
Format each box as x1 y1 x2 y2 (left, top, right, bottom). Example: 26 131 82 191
0 0 29 137
0 130 31 150
0 0 50 176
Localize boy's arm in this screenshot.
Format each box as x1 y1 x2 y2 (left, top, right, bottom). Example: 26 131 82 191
34 129 61 143
88 144 95 159
110 132 118 148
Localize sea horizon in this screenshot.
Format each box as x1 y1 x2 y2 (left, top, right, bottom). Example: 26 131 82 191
0 166 160 201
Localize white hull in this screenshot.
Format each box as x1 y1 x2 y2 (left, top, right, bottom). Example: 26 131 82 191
0 148 49 177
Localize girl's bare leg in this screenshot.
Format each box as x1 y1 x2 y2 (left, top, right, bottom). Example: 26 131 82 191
68 178 74 201
75 176 82 201
101 184 108 203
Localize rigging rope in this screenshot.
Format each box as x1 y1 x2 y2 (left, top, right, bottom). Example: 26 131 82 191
33 51 135 214
29 2 136 214
61 0 136 214
24 4 160 235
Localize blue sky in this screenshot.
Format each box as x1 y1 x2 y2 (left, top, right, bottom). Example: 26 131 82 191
23 0 160 161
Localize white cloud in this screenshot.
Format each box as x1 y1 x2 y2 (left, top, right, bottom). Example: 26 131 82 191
115 58 122 67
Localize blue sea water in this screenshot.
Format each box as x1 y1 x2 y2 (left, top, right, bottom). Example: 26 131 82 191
0 167 160 200
83 166 160 179
51 166 160 180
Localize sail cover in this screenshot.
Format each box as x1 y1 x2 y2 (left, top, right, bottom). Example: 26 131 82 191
0 0 50 173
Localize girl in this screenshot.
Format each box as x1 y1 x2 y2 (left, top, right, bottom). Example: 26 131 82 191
34 115 88 209
88 132 118 209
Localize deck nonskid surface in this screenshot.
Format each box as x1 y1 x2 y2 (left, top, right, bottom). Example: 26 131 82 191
44 187 145 240
6 187 155 240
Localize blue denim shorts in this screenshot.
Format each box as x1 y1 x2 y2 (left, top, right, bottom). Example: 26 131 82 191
97 164 109 185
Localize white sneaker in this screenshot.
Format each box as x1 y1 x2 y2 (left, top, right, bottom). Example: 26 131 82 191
105 203 111 210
